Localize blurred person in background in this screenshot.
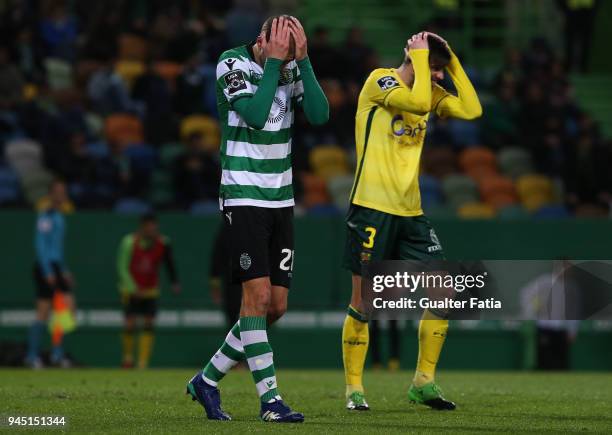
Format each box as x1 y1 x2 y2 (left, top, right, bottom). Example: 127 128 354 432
117 213 180 369
173 132 220 208
26 179 75 368
556 0 598 73
369 319 401 371
209 225 241 329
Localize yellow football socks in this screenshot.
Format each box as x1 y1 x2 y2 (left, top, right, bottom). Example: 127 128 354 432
342 305 369 397
137 330 155 369
413 309 448 387
122 331 135 365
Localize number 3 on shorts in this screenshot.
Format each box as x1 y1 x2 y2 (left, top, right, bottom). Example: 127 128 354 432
363 226 377 249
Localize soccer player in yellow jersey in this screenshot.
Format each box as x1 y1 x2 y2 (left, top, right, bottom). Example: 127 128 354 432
341 31 482 411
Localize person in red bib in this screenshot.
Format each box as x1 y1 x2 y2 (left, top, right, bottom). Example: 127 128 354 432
117 213 180 368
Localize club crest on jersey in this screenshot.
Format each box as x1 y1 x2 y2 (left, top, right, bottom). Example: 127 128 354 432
279 68 293 85
224 71 247 95
267 96 287 123
377 75 399 91
240 253 252 270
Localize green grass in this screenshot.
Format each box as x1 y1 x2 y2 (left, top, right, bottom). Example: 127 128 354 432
1 369 612 433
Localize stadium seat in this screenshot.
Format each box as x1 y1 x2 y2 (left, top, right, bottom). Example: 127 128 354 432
457 202 496 219
114 198 151 214
180 115 220 147
104 114 144 147
115 60 145 87
309 145 350 181
478 175 518 209
441 174 479 209
459 146 498 181
448 119 480 146
5 138 43 171
533 204 570 218
301 173 331 208
124 143 157 172
160 143 184 168
498 147 534 179
85 141 110 159
419 174 443 208
154 62 183 86
118 34 148 61
327 174 354 211
43 58 73 90
516 174 554 211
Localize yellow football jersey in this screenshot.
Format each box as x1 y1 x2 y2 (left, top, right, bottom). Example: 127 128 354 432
350 67 450 216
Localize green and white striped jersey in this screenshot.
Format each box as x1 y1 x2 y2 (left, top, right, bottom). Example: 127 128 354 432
216 44 304 208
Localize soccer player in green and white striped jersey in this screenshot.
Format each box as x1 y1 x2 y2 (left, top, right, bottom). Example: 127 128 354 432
186 15 329 423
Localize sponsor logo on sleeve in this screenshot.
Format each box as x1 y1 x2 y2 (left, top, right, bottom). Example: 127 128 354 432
224 71 247 95
377 75 399 91
224 58 237 70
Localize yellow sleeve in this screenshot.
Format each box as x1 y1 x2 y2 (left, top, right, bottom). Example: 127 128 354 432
435 50 482 120
365 50 432 115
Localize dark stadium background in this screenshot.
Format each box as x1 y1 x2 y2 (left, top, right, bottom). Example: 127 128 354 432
1 0 611 370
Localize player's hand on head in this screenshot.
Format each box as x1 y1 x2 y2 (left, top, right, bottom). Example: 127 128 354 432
263 16 291 63
407 31 429 51
288 16 307 60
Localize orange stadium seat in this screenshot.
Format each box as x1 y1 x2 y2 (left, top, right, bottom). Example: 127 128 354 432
422 146 456 179
118 34 148 61
516 174 555 212
309 145 350 181
104 114 144 147
180 115 220 149
459 146 497 181
301 173 331 208
479 175 518 209
154 62 183 86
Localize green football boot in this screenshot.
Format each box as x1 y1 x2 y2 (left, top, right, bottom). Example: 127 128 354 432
408 383 456 410
346 391 370 411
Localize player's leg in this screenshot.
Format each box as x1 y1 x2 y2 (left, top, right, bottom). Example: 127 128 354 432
399 215 455 410
137 299 157 369
369 319 382 369
253 206 303 422
26 264 52 368
341 205 394 410
121 295 137 368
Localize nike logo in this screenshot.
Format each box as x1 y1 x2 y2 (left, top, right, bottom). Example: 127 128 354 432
347 221 357 229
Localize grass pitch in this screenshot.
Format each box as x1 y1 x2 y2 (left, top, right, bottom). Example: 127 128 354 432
1 369 612 433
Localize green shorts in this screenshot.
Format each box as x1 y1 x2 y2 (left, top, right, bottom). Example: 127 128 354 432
342 205 445 275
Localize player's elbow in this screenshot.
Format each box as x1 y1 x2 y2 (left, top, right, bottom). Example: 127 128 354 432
411 100 431 116
463 104 482 120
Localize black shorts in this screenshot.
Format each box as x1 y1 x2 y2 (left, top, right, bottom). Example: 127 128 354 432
223 206 294 288
124 295 158 317
33 262 71 300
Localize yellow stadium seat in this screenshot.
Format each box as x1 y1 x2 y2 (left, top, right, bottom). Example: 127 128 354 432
115 60 145 87
516 174 554 211
309 145 350 181
180 115 220 150
457 202 496 219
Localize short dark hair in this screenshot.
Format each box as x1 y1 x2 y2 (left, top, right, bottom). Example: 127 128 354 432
261 14 292 42
140 212 157 224
403 34 451 67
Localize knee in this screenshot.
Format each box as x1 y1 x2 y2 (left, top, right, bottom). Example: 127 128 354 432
267 300 287 324
242 281 272 316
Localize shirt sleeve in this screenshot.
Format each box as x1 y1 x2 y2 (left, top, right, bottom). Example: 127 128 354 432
434 51 482 120
216 55 255 104
117 234 137 294
365 50 432 115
